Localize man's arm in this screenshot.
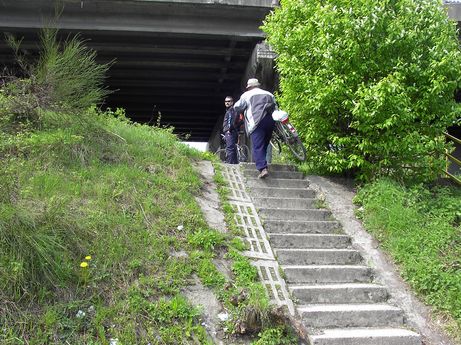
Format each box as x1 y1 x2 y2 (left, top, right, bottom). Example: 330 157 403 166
233 97 247 114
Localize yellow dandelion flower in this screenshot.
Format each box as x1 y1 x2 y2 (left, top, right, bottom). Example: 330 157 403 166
80 262 88 268
85 255 92 260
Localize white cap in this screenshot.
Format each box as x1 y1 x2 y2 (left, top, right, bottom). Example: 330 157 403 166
246 78 261 89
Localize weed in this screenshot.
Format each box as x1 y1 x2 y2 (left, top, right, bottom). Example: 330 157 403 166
188 228 225 251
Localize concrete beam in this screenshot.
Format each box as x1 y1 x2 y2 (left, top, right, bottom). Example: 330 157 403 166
445 2 461 21
127 0 274 7
0 0 270 38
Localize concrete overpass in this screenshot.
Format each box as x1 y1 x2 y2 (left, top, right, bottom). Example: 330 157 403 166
0 0 277 142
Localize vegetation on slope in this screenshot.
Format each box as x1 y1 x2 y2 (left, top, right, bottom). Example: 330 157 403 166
355 179 461 339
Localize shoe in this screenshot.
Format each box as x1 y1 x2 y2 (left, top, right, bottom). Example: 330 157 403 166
258 168 269 179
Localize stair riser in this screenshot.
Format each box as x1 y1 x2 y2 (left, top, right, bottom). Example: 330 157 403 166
253 198 317 209
244 170 304 179
301 309 404 328
292 287 388 304
269 234 350 249
310 335 421 345
251 188 315 198
284 267 373 284
277 250 362 265
264 221 341 234
260 209 332 221
246 179 309 188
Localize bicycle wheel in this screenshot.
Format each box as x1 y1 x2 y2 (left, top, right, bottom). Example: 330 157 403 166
237 144 250 162
277 122 307 161
214 148 226 161
269 138 282 155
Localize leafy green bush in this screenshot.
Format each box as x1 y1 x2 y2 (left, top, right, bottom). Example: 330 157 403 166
263 0 461 181
355 178 461 334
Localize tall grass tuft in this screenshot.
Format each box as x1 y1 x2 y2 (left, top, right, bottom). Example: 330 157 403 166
34 28 112 111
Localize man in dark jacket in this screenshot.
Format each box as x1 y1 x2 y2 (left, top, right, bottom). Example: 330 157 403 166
222 96 243 164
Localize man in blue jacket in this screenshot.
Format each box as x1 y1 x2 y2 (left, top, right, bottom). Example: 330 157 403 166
234 78 276 178
222 96 243 164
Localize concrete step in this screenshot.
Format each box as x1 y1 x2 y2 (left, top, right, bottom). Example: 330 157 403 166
269 233 351 249
276 249 362 265
259 208 332 221
283 265 373 284
309 328 421 345
240 163 298 172
251 187 316 198
299 304 404 328
264 220 341 234
253 197 317 209
290 283 388 304
246 178 309 189
244 170 304 179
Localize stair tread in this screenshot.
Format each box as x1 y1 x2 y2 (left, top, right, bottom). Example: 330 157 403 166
269 233 349 237
252 186 311 190
266 219 339 223
254 196 316 200
298 304 401 312
277 248 360 252
311 327 420 338
290 283 385 289
283 264 370 268
259 207 325 211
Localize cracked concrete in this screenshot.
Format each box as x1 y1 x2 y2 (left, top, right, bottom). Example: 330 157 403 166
306 175 457 345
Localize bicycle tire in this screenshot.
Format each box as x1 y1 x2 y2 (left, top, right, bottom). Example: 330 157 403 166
269 138 282 155
277 122 307 161
214 148 226 161
237 144 250 163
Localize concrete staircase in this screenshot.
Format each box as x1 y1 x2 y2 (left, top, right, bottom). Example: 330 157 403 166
241 164 422 345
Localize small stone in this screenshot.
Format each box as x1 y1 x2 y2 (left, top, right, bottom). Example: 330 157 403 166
109 338 118 345
88 305 95 313
217 312 229 321
76 310 86 318
177 225 184 231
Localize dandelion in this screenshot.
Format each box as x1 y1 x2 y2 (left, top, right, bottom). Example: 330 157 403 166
79 261 90 285
85 255 92 260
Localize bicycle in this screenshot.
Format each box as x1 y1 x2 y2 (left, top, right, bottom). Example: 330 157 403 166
270 110 307 161
215 133 250 163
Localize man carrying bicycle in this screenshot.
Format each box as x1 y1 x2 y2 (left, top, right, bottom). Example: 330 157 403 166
222 96 243 164
234 78 276 178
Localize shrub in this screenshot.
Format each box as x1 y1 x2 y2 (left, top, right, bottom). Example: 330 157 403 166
263 0 461 181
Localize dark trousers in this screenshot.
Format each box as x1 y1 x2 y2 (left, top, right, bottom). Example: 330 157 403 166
225 130 239 164
250 114 275 171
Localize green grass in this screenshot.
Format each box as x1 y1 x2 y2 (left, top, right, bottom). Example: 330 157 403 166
355 178 461 340
0 102 216 344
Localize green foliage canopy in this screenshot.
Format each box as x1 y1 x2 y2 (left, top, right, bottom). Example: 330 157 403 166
263 0 461 181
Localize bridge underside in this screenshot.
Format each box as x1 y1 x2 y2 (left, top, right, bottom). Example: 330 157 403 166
0 0 274 141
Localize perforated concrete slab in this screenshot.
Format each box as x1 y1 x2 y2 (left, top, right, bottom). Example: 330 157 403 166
219 163 295 315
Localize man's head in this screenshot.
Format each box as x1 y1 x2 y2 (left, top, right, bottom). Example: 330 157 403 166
246 78 261 90
224 96 234 108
